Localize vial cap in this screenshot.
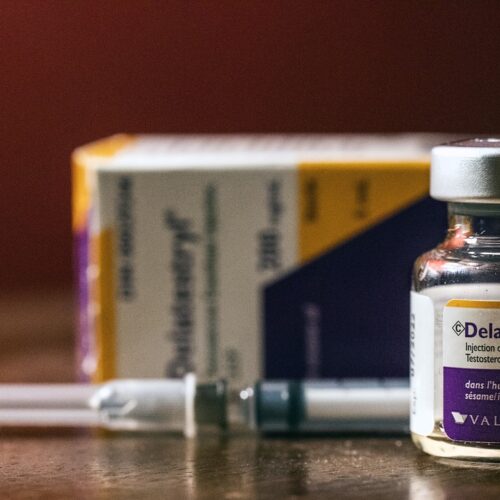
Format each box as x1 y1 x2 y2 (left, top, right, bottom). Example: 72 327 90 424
431 138 500 202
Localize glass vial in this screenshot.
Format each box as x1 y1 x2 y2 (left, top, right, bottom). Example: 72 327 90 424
411 138 500 460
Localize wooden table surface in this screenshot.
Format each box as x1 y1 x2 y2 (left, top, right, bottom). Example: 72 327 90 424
1 432 500 499
1 291 500 499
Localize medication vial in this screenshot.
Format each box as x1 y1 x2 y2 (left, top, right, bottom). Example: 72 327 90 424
411 139 500 460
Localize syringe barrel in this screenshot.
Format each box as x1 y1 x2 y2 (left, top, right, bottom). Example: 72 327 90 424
0 375 226 437
250 379 409 433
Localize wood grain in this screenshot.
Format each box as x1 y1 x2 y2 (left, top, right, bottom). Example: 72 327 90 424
0 434 499 499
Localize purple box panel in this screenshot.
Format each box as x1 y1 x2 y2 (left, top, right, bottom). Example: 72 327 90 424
74 227 92 381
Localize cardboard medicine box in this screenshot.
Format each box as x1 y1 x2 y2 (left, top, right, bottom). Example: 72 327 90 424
73 134 449 386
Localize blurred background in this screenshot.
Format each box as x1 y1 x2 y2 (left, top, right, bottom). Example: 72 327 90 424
0 1 499 381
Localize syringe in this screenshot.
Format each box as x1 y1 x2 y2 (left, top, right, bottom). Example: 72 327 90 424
240 379 409 434
0 377 409 436
0 375 226 437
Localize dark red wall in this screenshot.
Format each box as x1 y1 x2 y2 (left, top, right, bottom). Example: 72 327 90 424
1 1 499 290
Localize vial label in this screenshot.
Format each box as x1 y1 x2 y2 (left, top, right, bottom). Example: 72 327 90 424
410 291 435 436
443 300 500 442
